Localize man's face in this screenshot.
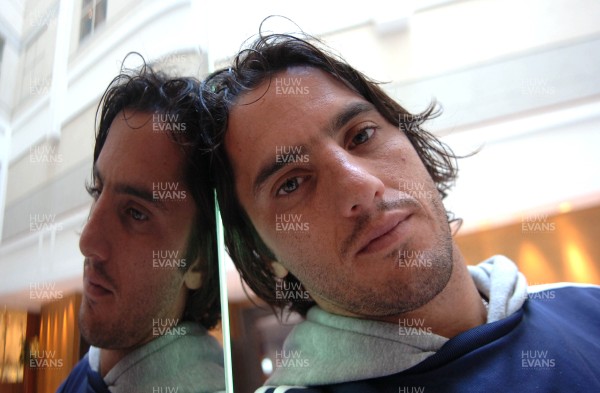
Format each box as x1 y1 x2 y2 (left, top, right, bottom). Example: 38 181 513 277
226 67 454 319
79 110 201 349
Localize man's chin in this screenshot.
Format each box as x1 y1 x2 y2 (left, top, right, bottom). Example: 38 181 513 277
79 319 109 347
79 308 123 348
79 326 135 349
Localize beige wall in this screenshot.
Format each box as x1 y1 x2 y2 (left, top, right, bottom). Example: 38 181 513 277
457 205 600 284
6 103 95 207
16 0 57 112
321 0 600 84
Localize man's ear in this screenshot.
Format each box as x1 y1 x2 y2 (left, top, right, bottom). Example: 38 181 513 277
183 257 203 290
271 261 289 279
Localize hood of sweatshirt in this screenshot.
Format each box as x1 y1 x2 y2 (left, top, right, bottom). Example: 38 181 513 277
89 321 225 393
266 255 528 386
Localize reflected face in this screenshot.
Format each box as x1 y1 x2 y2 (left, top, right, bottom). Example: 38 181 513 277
79 111 198 349
226 67 454 318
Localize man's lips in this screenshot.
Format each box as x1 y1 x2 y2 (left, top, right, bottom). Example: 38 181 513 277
357 212 413 255
84 275 113 299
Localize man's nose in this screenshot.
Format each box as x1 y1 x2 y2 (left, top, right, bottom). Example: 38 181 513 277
324 150 385 218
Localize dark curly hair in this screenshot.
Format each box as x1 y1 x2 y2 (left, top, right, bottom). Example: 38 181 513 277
202 33 459 317
92 54 220 329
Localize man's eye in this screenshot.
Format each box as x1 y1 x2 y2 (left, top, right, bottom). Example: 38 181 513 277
276 177 305 196
127 208 148 221
349 126 376 148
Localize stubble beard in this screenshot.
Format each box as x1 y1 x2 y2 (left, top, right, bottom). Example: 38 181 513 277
78 298 135 349
307 196 455 318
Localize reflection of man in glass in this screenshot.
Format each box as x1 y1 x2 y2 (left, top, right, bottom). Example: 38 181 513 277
203 35 600 392
58 61 224 393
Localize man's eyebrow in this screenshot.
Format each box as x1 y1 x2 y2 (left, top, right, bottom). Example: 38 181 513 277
251 101 377 197
93 165 169 211
114 184 169 211
328 101 377 137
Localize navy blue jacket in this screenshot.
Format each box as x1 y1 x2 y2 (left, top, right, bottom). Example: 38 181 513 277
56 354 110 393
260 286 600 392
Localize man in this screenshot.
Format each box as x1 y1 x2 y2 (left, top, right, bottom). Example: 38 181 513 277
58 61 224 392
203 35 600 392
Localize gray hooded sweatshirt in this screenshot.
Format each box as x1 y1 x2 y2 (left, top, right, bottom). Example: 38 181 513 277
264 255 528 387
88 321 225 393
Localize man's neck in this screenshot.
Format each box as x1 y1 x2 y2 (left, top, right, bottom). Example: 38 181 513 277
98 333 157 377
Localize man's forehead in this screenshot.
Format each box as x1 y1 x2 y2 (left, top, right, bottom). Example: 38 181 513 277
104 111 181 152
227 65 377 144
97 112 190 185
229 67 363 137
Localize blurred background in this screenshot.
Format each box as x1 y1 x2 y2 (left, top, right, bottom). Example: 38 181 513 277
1 0 599 392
